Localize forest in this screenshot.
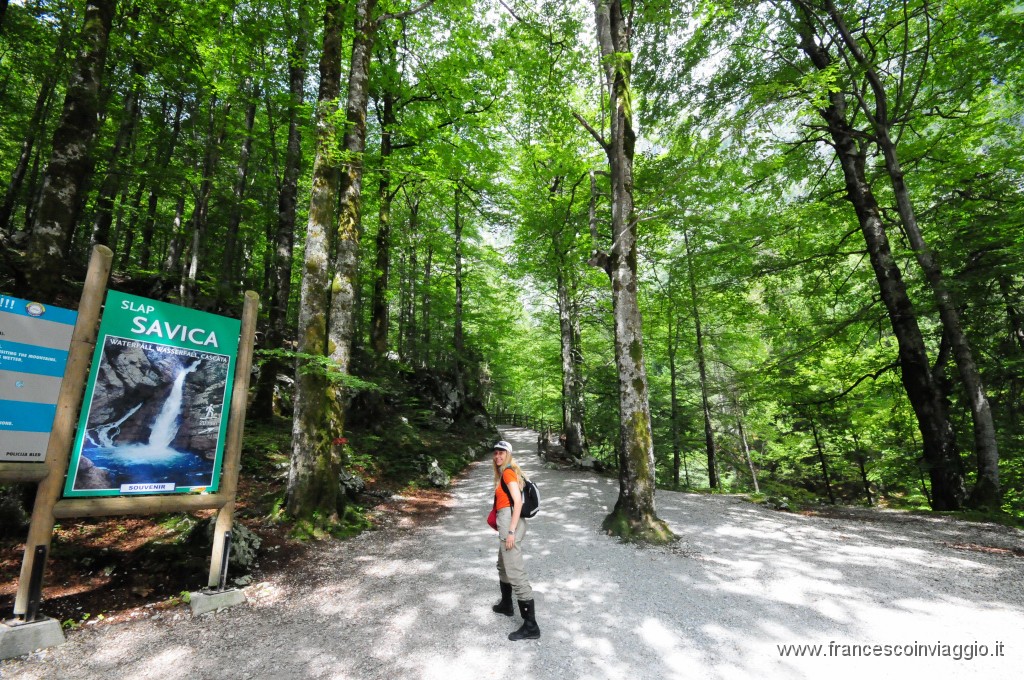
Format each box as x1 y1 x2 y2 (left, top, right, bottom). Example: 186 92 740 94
1 0 1022 539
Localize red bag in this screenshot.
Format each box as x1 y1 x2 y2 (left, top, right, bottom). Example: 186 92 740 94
487 507 498 530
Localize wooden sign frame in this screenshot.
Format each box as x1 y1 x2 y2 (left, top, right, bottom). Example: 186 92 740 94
8 245 259 617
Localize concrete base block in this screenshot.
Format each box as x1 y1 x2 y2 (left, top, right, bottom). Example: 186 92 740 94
0 617 65 659
189 588 246 615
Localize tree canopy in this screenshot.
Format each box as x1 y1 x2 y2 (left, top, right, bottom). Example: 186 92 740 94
2 0 1022 528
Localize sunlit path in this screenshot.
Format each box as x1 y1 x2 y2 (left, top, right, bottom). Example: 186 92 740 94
4 426 1022 679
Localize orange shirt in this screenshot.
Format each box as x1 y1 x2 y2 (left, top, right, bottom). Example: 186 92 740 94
494 467 519 510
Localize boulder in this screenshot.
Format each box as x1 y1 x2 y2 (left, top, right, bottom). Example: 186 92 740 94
75 455 113 490
426 459 450 488
338 468 366 500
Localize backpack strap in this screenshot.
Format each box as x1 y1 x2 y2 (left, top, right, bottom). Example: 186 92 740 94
499 469 523 509
500 476 514 508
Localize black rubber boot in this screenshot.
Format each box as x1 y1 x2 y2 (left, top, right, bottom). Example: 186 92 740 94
492 582 514 616
508 599 540 641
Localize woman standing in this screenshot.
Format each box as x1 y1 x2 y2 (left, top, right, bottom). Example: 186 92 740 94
490 440 540 640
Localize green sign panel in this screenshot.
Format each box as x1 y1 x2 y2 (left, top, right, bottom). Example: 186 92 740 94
63 291 241 497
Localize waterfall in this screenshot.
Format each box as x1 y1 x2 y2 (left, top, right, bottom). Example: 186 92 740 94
147 360 200 450
91 403 144 447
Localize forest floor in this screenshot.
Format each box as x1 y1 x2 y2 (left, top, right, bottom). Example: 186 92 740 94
3 426 1024 680
0 481 452 630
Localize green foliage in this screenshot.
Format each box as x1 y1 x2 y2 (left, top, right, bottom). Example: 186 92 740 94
1 0 1021 527
255 349 384 392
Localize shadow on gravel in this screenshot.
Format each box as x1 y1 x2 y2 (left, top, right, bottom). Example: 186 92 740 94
6 427 1021 680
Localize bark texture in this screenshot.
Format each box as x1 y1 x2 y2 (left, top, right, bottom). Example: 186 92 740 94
327 0 378 377
587 0 672 543
819 0 999 509
685 229 718 489
557 269 587 458
287 0 344 521
370 88 396 355
253 12 308 419
795 11 966 509
25 0 117 297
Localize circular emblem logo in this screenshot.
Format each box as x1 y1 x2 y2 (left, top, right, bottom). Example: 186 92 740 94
25 302 46 317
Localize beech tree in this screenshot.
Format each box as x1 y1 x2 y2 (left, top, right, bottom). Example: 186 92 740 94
575 0 673 542
25 0 117 298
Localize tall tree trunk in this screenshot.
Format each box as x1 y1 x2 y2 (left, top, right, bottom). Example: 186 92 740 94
22 142 44 232
810 420 835 504
737 412 759 494
138 95 183 269
453 185 466 411
91 72 142 247
396 248 408 354
161 194 187 275
421 243 432 363
25 0 117 297
685 229 718 489
668 311 683 487
326 0 378 383
253 9 308 419
0 57 62 235
852 432 873 505
370 87 396 355
182 96 229 304
219 82 259 301
399 195 420 361
583 0 672 543
405 237 418 359
795 11 966 510
114 180 143 269
287 0 344 522
557 269 587 458
819 0 999 509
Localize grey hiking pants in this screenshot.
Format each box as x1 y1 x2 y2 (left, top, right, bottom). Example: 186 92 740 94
496 507 533 601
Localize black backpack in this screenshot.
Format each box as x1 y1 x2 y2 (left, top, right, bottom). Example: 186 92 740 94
500 475 541 518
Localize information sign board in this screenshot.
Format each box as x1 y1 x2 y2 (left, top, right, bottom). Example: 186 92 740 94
63 292 240 497
0 295 76 462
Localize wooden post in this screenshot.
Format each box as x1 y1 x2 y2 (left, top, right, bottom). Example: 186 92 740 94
52 493 228 518
13 246 112 617
0 463 49 483
207 291 258 587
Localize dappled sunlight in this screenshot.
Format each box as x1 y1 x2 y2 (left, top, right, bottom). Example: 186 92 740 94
635 617 705 680
8 426 1021 680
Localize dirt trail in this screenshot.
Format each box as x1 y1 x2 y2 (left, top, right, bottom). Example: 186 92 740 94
3 426 1023 679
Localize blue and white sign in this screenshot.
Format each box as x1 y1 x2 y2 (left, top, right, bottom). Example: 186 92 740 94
0 294 76 462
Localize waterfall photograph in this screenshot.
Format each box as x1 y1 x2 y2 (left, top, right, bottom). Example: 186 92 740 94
64 337 232 495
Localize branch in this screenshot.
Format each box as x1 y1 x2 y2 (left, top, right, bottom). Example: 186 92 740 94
573 110 608 150
379 0 436 24
497 0 526 23
796 362 899 407
588 249 611 276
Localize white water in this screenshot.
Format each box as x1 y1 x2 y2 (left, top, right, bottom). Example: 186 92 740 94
147 360 200 449
89 403 144 447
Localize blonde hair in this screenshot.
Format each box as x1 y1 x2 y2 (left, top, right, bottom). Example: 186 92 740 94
493 453 525 489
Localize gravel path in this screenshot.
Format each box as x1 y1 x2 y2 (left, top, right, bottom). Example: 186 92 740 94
3 426 1023 679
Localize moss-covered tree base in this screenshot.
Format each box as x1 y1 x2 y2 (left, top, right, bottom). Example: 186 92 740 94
602 507 677 545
